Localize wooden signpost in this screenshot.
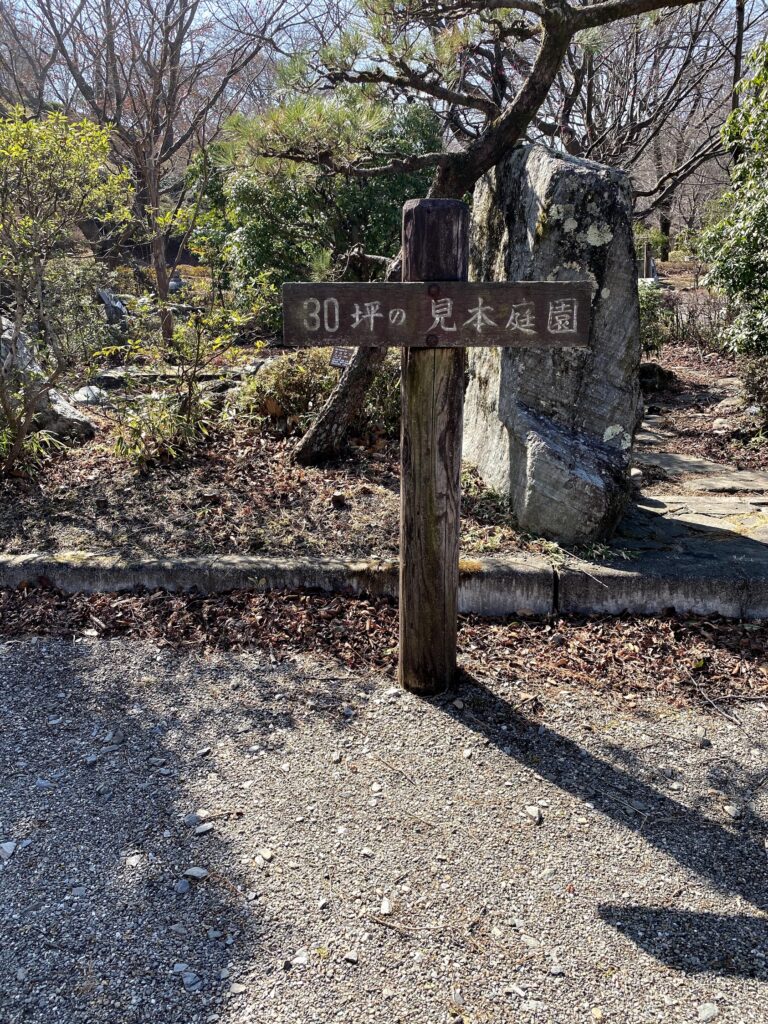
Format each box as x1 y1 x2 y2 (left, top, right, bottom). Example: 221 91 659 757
282 198 590 696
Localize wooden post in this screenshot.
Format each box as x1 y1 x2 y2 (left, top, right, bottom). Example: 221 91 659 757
398 198 469 696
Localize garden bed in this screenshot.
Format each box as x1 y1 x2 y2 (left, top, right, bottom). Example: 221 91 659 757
0 421 531 561
2 340 766 562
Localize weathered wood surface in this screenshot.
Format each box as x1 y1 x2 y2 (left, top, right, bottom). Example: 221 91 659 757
398 198 468 696
282 279 591 348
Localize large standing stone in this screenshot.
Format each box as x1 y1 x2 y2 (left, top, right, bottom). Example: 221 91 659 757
464 144 641 544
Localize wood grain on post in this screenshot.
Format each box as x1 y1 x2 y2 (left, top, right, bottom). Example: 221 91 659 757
399 198 469 696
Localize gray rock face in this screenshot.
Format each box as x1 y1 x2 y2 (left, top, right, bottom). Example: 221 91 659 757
464 144 641 544
1 318 95 443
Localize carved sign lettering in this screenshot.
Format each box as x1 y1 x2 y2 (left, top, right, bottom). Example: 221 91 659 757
282 281 591 349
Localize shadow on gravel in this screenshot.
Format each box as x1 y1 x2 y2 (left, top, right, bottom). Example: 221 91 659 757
0 640 296 1024
447 673 768 980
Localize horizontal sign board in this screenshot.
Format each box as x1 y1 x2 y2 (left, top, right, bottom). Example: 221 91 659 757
282 281 591 349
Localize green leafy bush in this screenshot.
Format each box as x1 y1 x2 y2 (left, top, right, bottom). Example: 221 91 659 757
232 350 339 432
742 356 768 423
634 224 668 261
231 349 401 440
704 42 768 359
0 109 132 474
110 307 255 468
638 281 676 355
193 98 441 335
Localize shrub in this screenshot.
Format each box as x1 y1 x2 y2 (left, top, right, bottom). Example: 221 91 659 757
231 349 401 440
0 109 132 474
634 224 668 262
704 43 768 359
638 281 676 355
110 307 254 468
742 355 768 423
232 350 339 433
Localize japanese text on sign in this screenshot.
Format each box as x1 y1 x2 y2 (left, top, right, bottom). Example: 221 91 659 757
282 281 590 349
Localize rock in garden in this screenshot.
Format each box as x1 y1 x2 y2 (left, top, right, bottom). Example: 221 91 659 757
344 950 359 964
698 1004 719 1022
380 897 392 916
525 804 543 825
37 389 97 442
0 319 96 443
0 841 16 861
183 866 209 881
464 143 641 543
72 385 110 406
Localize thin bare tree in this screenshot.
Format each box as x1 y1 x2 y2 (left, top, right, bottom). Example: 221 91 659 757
4 0 307 335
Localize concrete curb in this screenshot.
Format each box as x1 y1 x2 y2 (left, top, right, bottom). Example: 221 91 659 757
558 557 768 620
0 551 554 618
1 550 767 620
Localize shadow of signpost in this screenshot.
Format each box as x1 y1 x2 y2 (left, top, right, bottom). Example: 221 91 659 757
441 672 768 980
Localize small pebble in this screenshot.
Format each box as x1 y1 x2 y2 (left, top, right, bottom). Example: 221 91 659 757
183 866 209 881
182 970 202 992
344 950 359 964
525 805 543 825
698 1004 719 1022
380 897 392 916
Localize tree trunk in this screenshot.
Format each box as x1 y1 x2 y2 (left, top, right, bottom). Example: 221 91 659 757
292 345 388 464
138 156 173 344
292 256 401 464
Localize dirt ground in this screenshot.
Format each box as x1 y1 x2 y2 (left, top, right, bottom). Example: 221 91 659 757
644 341 767 472
0 338 765 561
1 636 766 1024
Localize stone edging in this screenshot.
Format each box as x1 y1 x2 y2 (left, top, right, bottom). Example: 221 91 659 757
1 550 767 620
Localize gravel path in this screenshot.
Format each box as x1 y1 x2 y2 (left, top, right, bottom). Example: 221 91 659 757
1 639 766 1023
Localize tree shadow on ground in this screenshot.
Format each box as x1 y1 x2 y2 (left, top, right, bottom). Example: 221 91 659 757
443 672 768 980
0 640 362 1023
